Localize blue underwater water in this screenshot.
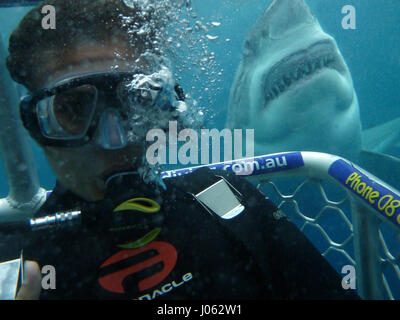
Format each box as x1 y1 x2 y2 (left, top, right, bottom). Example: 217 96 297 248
1 0 399 192
0 0 399 299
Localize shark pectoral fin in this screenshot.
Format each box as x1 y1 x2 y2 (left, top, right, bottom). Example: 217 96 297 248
362 116 400 157
359 150 400 191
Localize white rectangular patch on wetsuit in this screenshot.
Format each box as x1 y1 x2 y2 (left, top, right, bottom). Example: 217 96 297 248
195 179 245 219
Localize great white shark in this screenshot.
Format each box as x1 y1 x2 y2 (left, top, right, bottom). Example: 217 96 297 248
227 0 400 189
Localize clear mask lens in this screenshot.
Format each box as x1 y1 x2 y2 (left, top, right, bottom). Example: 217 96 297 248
37 85 97 139
124 66 175 110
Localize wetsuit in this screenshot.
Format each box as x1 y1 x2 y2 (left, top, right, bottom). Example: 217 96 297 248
0 168 359 299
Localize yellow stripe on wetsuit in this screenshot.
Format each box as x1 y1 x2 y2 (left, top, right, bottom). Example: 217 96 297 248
113 198 162 249
113 197 161 213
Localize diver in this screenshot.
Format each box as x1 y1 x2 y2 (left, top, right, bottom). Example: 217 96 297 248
1 0 359 300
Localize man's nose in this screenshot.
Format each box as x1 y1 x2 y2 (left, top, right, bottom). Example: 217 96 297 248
93 108 127 150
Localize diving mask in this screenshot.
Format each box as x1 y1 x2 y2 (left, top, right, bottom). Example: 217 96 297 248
20 71 187 149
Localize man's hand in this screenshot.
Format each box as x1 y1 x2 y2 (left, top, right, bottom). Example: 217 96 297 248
16 261 41 300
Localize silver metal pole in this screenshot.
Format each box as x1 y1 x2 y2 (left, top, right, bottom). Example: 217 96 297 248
351 198 386 299
0 35 45 219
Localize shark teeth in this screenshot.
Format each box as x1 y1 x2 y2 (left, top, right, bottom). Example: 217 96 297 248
264 40 340 105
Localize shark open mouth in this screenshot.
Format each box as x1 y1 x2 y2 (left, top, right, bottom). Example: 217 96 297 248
264 40 344 106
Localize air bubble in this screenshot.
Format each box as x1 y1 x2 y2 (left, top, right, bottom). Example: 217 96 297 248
206 35 219 41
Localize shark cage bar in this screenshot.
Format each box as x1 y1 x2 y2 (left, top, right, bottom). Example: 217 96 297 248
162 151 400 300
0 35 47 222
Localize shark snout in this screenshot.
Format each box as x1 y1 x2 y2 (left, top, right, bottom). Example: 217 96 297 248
262 0 317 40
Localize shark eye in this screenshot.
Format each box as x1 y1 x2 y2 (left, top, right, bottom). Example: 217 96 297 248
243 39 254 56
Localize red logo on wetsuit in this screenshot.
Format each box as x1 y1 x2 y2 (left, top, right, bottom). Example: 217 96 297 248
98 241 177 294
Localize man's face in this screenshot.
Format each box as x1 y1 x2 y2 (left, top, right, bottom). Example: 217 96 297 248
37 41 145 201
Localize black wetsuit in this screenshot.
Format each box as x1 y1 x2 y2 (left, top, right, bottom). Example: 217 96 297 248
0 168 359 299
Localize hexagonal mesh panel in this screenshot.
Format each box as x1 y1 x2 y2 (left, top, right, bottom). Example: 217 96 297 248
256 177 399 300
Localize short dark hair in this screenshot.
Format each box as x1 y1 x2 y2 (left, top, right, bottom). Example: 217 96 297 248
7 0 161 91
